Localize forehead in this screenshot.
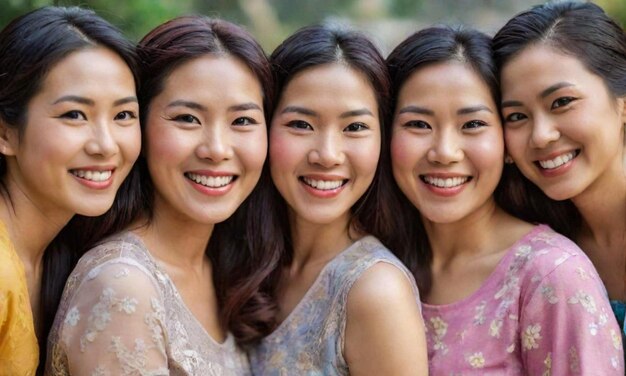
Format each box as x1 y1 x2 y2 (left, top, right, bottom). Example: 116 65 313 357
278 63 378 111
398 61 495 107
500 44 602 97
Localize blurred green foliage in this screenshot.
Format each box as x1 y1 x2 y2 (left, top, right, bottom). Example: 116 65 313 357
0 0 625 48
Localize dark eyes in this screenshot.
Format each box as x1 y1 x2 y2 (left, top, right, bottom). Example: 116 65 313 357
403 120 431 129
505 113 527 123
172 114 200 124
344 122 369 132
286 120 313 130
232 116 258 126
551 96 576 109
60 110 86 121
114 111 137 121
462 120 487 129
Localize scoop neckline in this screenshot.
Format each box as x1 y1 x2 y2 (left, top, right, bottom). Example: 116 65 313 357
421 225 547 311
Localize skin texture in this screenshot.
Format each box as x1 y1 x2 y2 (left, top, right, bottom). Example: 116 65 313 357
138 54 267 341
500 44 626 300
0 46 140 328
271 63 427 375
391 61 533 306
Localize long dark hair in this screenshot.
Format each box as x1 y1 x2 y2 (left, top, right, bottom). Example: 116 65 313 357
255 23 395 334
76 16 283 346
0 6 139 371
492 1 626 239
386 26 505 294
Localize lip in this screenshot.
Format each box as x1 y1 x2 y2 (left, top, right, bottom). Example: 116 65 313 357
533 149 579 178
69 166 115 190
419 173 471 197
299 174 349 199
184 170 237 196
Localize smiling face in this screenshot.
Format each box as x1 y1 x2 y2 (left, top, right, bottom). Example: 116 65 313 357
391 61 503 224
269 63 381 227
144 54 267 225
2 46 140 218
500 44 626 201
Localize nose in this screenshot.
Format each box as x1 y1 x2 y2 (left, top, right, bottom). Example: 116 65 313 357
308 130 345 168
427 128 463 165
530 115 560 149
85 121 119 158
196 124 233 162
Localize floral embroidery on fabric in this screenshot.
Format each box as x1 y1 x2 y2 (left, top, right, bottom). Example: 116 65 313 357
422 226 624 375
46 231 250 376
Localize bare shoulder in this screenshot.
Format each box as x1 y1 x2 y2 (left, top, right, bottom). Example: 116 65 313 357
347 261 417 311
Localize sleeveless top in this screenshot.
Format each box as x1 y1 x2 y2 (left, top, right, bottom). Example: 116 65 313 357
247 235 420 376
46 231 250 376
0 220 38 376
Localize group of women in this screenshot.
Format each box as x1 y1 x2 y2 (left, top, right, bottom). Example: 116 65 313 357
0 1 623 375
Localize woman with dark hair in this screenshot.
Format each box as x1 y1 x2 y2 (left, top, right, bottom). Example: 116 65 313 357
247 24 427 375
47 16 278 374
0 6 140 374
387 25 623 374
493 0 626 345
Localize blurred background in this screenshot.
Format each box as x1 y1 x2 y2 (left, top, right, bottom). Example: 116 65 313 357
0 0 624 55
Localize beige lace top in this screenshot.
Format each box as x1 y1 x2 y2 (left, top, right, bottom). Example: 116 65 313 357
45 231 250 376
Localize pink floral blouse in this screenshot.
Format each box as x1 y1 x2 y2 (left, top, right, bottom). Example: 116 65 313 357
423 225 624 375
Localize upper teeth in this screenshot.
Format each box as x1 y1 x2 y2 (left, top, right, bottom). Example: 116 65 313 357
71 170 112 182
423 176 468 188
538 151 575 169
302 177 344 190
186 173 233 188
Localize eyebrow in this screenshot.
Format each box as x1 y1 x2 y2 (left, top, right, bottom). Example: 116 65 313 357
397 105 434 116
166 100 207 111
281 106 318 117
540 82 575 98
340 108 374 118
228 102 262 112
457 105 493 115
53 95 95 106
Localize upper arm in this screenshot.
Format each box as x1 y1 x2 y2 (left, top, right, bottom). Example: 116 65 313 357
344 262 427 376
58 261 170 376
520 256 624 374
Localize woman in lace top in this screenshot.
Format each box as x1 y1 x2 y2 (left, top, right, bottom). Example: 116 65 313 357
47 16 281 375
246 25 427 375
493 1 626 350
0 7 141 374
386 25 623 374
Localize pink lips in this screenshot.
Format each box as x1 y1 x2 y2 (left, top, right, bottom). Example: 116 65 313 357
70 166 115 190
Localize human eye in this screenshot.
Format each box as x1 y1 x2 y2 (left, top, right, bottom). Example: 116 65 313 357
504 112 526 123
462 120 487 130
232 116 259 126
114 111 137 122
343 122 369 132
403 120 431 130
172 114 200 124
286 120 313 130
59 110 86 121
551 96 576 109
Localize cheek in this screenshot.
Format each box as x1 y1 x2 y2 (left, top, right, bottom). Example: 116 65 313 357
473 133 504 174
391 133 420 174
269 130 300 176
117 125 142 163
503 128 526 159
236 131 267 175
145 126 188 168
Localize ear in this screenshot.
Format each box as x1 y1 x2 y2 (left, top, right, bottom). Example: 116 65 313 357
0 119 18 157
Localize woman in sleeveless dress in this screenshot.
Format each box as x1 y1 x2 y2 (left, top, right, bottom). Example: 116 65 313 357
46 16 280 375
247 24 427 376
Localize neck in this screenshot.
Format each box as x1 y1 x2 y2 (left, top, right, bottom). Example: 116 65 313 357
0 179 73 271
572 160 626 249
138 198 214 270
288 211 355 271
424 199 511 264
